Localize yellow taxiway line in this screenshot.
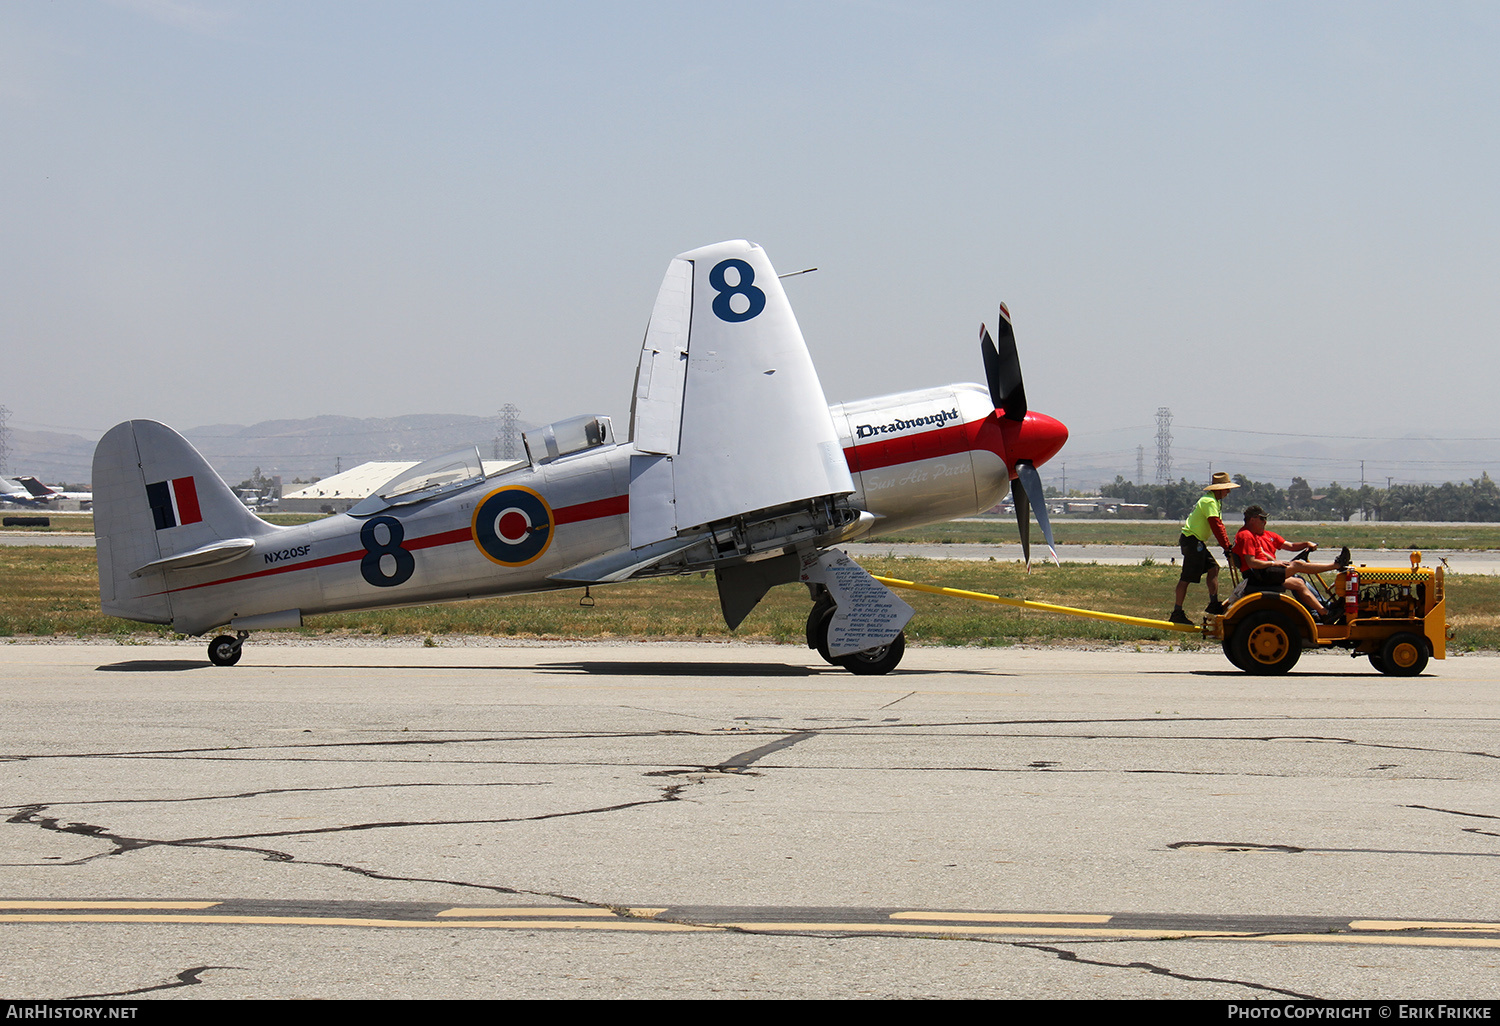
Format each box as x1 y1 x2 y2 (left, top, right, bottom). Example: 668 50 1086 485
4 905 1500 948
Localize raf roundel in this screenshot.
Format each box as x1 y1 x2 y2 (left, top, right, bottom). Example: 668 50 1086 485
472 486 554 567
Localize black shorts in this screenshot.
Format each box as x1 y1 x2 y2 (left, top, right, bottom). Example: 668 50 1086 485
1178 534 1218 583
1245 566 1287 589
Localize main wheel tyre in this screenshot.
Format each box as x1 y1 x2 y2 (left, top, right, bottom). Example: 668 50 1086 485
207 635 242 667
1231 610 1302 675
1378 632 1429 676
808 605 837 665
835 631 905 676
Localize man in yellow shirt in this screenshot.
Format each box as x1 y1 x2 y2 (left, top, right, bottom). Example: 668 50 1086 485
1169 472 1238 625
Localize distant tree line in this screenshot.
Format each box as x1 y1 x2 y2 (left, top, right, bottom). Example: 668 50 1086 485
1100 472 1500 522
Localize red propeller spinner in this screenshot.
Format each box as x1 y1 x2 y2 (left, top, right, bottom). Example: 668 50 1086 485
978 303 1069 568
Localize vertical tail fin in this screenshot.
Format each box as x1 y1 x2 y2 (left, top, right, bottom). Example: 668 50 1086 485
627 240 853 547
93 420 275 625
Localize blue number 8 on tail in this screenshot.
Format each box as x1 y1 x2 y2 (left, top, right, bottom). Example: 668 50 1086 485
708 258 766 322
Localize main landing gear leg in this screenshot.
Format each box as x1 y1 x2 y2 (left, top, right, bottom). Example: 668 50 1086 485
207 631 249 667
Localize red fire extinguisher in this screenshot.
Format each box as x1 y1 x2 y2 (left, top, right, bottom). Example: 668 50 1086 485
1344 568 1359 621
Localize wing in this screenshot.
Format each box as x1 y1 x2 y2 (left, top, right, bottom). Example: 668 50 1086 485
627 240 853 547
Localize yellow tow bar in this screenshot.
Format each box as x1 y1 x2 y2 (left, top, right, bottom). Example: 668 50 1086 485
871 575 1200 634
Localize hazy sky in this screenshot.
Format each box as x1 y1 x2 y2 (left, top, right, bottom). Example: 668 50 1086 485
4 1 1497 488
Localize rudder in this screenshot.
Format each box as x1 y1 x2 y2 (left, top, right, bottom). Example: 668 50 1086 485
93 420 275 625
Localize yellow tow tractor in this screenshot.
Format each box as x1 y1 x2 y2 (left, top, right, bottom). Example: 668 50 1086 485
873 549 1453 677
1207 551 1452 676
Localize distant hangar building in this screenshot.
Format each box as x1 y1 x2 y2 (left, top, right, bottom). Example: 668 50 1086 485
280 459 522 513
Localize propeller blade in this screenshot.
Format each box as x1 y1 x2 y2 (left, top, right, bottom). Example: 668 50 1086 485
1017 461 1058 567
1011 478 1031 570
980 303 1026 421
981 325 1003 411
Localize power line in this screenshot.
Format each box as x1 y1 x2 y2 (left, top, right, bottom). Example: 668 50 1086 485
1177 424 1500 442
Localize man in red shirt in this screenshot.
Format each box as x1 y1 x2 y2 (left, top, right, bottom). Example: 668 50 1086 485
1233 505 1351 622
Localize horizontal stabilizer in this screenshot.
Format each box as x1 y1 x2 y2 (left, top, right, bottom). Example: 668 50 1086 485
130 537 256 578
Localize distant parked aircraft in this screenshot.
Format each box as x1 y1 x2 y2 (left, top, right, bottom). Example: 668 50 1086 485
15 477 93 508
1 475 45 508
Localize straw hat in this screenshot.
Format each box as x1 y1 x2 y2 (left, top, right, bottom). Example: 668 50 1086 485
1204 472 1239 492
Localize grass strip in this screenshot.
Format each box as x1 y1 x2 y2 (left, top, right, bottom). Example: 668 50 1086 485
872 520 1500 550
4 548 1495 651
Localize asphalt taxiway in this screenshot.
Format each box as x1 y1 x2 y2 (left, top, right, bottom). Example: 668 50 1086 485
2 640 1497 999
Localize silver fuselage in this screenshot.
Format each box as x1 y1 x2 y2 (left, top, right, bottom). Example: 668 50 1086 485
127 384 1051 635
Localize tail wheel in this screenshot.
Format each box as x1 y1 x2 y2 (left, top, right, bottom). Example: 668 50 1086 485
1378 632 1429 676
836 631 905 676
207 635 242 667
1231 610 1302 675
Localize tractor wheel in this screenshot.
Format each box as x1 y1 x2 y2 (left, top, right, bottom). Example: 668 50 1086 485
1230 610 1302 675
1378 632 1429 676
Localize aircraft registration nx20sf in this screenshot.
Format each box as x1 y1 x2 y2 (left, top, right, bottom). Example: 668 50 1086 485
93 240 1067 674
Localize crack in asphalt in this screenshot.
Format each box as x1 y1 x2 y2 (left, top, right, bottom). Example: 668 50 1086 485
1169 841 1305 853
5 780 688 870
5 719 1491 782
65 965 243 999
1013 941 1321 999
4 780 550 810
1169 837 1499 858
0 733 790 919
6 715 1495 760
1406 804 1500 820
0 730 691 763
594 916 1342 996
4 781 690 912
1403 805 1500 844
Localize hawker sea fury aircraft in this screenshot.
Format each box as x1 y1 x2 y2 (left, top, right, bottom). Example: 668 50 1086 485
93 240 1067 673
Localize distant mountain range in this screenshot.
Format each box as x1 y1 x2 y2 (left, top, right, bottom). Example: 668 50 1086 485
7 414 536 487
5 413 1492 491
